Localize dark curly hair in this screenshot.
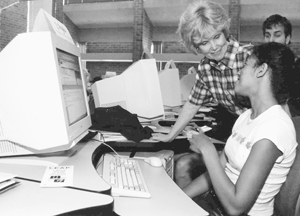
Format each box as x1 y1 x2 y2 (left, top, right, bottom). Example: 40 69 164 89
251 42 296 105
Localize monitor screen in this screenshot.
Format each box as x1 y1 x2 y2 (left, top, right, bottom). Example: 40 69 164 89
57 49 88 126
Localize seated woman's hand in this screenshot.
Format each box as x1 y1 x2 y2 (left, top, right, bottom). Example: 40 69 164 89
188 131 214 154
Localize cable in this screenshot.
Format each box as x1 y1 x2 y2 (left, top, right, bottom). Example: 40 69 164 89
100 142 123 158
90 130 124 159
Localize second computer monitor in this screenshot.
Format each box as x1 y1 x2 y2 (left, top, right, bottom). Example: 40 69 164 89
92 59 165 122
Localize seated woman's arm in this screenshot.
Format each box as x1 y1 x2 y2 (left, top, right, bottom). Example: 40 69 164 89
183 149 227 198
183 171 211 198
199 138 281 215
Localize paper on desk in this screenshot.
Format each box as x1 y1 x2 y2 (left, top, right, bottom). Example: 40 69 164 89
198 107 213 112
90 130 128 142
0 172 16 183
104 136 128 142
40 166 73 187
0 172 20 193
101 131 127 142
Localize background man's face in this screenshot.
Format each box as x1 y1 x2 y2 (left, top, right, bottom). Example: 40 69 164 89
264 24 290 45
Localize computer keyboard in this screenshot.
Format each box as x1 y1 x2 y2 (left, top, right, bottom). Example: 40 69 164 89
102 153 151 198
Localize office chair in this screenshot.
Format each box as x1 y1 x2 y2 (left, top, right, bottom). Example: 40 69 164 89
274 116 300 216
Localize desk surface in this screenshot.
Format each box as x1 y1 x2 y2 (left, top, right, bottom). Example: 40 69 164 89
0 140 208 216
112 160 207 216
0 179 114 216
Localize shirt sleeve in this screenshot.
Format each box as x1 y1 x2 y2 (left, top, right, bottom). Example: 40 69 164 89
253 118 296 162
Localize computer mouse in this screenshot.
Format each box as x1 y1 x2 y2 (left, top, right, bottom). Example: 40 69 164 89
144 157 163 167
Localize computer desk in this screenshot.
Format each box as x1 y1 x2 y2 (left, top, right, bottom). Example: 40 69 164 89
0 139 208 216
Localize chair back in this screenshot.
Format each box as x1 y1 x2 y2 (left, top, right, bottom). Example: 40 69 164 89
274 116 300 216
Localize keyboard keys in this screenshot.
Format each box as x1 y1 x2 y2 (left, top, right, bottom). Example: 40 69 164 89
103 154 151 198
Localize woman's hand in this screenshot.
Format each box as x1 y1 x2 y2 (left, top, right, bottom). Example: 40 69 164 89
188 131 214 154
151 133 173 142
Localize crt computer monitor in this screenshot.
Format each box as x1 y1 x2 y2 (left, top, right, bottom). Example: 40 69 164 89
0 12 91 157
92 59 165 122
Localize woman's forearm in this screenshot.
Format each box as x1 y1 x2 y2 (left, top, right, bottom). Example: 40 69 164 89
168 101 200 140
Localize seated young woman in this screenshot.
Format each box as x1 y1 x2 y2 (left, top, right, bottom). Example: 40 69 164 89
185 42 298 216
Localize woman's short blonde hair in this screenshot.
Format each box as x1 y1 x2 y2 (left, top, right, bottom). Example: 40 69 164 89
177 0 230 54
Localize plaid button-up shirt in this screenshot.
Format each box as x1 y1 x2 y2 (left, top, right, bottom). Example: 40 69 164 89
189 37 253 116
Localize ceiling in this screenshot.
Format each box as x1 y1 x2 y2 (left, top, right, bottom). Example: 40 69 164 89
63 0 300 29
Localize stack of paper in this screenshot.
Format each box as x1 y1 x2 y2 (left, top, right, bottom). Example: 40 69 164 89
0 172 20 194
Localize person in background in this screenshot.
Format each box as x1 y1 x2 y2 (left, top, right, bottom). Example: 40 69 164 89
262 14 300 118
151 0 253 189
186 42 298 216
262 14 292 45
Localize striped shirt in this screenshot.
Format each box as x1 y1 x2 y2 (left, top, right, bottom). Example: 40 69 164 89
189 37 253 116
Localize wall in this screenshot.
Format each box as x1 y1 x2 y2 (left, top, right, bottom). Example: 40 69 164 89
161 41 199 77
229 0 241 40
86 41 133 78
54 0 80 42
84 0 155 80
1 0 300 78
27 0 53 31
142 7 153 53
0 0 27 51
78 0 300 79
0 0 80 51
